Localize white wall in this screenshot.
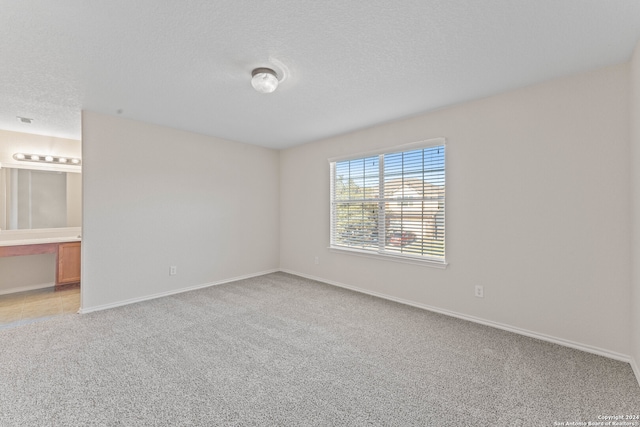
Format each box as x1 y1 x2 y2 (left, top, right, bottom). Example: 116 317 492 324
280 63 631 358
0 130 81 294
81 111 280 311
630 40 640 379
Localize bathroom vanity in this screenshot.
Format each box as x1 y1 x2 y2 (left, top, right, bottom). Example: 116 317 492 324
0 135 83 295
0 228 82 289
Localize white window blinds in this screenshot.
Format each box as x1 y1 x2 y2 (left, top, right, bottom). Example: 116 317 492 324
330 143 445 263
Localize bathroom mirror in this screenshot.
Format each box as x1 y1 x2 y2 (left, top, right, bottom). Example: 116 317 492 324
0 167 82 230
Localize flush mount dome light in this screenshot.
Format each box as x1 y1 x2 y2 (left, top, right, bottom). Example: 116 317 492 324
251 67 279 94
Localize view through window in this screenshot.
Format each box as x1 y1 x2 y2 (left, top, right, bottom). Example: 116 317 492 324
330 142 445 263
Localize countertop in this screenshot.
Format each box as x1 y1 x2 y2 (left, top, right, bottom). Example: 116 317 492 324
0 227 82 247
0 236 81 247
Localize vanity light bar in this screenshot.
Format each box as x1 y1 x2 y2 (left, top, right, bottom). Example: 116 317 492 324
13 153 81 166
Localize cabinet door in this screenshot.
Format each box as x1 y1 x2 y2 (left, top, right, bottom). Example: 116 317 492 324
57 242 81 286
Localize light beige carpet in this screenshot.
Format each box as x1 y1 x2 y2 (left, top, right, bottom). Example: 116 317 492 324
0 272 638 426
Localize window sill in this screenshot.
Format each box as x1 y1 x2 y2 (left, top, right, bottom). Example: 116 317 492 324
328 246 448 269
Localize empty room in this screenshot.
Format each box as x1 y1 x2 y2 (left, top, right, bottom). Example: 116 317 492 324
1 1 640 425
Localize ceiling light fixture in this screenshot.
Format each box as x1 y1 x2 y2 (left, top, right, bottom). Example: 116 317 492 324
251 67 279 94
13 153 81 166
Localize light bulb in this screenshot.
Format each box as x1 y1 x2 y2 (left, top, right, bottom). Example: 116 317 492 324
45 156 54 162
14 153 25 160
30 155 40 161
58 157 67 163
71 158 80 164
251 68 279 94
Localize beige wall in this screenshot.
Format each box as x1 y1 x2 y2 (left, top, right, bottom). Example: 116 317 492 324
0 130 81 294
0 254 56 294
630 40 640 379
280 63 631 358
81 111 280 310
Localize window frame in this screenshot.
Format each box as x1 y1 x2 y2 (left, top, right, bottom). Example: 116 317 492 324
329 138 447 269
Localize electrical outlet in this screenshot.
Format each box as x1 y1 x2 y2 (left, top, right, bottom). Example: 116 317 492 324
314 256 319 265
475 285 484 298
170 266 177 276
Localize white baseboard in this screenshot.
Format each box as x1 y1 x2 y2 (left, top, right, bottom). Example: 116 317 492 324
0 282 54 296
280 269 632 364
79 269 279 314
75 266 638 384
631 357 640 389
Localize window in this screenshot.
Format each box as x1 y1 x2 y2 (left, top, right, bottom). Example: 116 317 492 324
330 140 445 265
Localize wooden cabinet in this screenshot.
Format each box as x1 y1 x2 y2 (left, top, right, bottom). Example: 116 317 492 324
0 239 81 289
57 242 81 287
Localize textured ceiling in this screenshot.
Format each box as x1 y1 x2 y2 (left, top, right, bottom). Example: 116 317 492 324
1 0 640 149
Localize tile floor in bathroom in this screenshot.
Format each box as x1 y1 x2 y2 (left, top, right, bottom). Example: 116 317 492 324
0 285 80 329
